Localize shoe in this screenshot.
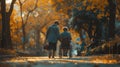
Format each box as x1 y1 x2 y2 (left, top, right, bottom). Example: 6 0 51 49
52 56 55 58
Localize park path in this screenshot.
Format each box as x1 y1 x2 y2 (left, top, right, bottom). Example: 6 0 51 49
0 56 120 67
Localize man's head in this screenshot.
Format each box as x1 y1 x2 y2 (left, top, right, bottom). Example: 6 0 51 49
54 21 59 25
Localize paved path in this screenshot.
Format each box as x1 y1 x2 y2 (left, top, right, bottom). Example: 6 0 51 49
0 56 120 67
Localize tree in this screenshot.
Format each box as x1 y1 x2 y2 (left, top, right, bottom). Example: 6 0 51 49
1 0 16 49
108 0 116 39
0 0 2 47
18 0 38 50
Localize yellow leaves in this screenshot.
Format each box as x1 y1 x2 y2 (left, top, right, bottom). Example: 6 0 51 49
0 48 16 55
104 0 109 5
86 7 90 11
97 13 104 19
10 10 22 43
87 0 108 11
105 12 110 16
29 38 35 46
22 0 37 11
58 0 63 2
82 0 87 6
91 0 99 5
70 29 79 42
50 0 56 6
86 5 95 11
37 0 49 7
10 10 16 22
12 35 18 40
48 0 53 4
87 0 91 2
18 45 23 50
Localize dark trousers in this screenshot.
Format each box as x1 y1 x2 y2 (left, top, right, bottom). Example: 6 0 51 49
59 45 72 58
48 42 57 58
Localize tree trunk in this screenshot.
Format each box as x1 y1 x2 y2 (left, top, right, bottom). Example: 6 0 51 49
5 14 12 49
35 29 43 56
1 0 7 48
1 0 16 49
36 30 40 48
0 0 1 47
88 21 93 40
108 0 116 39
94 21 102 42
1 0 12 49
22 25 26 50
19 2 26 50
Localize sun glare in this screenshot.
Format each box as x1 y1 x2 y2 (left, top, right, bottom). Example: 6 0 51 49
6 0 12 4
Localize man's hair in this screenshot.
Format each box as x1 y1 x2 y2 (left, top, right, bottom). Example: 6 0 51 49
54 21 59 25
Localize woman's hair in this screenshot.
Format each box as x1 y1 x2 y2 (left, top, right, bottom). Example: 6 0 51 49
63 27 68 31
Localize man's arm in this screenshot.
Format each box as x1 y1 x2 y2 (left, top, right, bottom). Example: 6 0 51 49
56 27 60 40
69 33 72 40
46 27 50 40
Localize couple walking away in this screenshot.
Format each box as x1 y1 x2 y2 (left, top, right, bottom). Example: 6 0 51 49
45 21 72 58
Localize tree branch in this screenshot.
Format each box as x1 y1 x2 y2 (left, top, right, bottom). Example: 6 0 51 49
22 0 28 4
118 9 120 15
117 6 120 15
8 0 16 16
24 11 31 25
27 0 38 12
24 0 38 25
18 0 28 5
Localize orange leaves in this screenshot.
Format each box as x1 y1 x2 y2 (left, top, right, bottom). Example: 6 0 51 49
22 0 37 11
29 37 35 46
12 35 18 41
37 0 49 7
82 0 87 6
9 9 22 43
104 0 109 5
87 0 91 2
91 0 108 10
58 0 63 2
51 0 109 17
97 13 104 19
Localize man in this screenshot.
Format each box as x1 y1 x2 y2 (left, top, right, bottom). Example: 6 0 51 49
59 27 72 58
46 21 60 58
